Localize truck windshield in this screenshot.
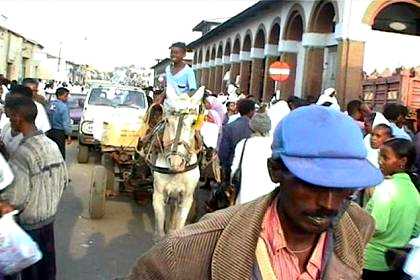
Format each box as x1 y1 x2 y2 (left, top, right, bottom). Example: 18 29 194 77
88 88 146 108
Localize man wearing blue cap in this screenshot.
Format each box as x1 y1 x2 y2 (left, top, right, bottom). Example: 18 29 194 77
128 105 383 280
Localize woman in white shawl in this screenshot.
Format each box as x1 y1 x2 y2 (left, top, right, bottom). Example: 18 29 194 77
364 112 391 168
231 113 276 204
267 100 290 136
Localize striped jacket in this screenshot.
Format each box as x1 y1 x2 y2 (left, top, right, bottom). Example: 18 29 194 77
129 190 375 280
0 131 68 230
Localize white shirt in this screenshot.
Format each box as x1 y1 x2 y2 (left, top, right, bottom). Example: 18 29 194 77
200 121 220 149
34 101 51 133
1 85 8 101
231 136 277 204
37 82 46 98
0 153 13 191
227 113 240 124
404 235 420 279
0 101 51 134
0 122 23 155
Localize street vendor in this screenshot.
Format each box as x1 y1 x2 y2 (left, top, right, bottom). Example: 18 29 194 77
128 105 383 280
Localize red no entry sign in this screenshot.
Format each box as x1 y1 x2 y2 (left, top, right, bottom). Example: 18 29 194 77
269 61 290 82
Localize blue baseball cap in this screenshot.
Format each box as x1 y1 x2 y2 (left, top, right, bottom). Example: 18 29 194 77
272 105 383 189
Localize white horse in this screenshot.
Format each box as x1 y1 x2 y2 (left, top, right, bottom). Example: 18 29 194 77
150 86 204 240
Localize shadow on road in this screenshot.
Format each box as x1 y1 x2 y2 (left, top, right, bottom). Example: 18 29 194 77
55 143 156 280
55 143 214 279
57 192 155 280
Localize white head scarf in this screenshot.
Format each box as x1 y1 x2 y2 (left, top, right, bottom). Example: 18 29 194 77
267 100 291 136
364 112 391 167
316 88 341 111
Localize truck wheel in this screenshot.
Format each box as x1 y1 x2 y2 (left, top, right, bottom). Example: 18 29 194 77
77 144 89 163
101 154 116 193
89 166 106 219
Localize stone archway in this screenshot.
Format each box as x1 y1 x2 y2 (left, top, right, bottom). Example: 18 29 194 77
213 43 224 93
230 36 241 85
284 10 304 40
304 1 338 101
198 49 203 64
193 51 198 86
360 1 420 102
208 45 217 91
196 49 203 86
233 36 241 53
239 32 253 96
205 49 210 63
201 48 211 87
263 21 281 101
250 27 266 100
308 1 338 33
363 0 420 26
222 39 232 92
281 8 305 99
371 2 420 35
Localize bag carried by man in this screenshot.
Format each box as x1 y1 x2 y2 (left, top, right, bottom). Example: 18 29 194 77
0 211 42 275
231 138 248 194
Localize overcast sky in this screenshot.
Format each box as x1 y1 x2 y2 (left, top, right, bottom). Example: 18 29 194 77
1 0 258 71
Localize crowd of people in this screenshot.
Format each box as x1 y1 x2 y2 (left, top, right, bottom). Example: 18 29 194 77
0 75 85 102
130 86 420 279
129 41 420 280
0 77 73 280
0 42 419 280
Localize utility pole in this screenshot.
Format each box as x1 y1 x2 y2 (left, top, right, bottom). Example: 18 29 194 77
57 41 62 72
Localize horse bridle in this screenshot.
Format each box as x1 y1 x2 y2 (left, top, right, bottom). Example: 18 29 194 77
166 112 192 165
147 110 200 174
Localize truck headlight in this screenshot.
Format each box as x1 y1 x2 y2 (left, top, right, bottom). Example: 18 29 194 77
81 121 93 135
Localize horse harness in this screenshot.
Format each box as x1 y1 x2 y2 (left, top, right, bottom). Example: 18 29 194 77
143 109 201 175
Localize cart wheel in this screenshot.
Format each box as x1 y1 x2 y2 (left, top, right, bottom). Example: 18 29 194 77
101 154 115 192
77 144 89 163
89 166 106 219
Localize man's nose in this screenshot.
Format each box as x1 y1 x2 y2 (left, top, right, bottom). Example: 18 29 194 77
317 191 343 211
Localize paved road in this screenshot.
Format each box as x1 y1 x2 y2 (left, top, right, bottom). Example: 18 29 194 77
55 143 155 280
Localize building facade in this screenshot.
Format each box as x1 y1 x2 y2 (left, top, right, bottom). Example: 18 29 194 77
0 25 44 81
188 0 420 106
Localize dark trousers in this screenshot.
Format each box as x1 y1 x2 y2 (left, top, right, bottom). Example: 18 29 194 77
362 269 410 280
47 129 66 159
5 223 56 280
22 222 56 280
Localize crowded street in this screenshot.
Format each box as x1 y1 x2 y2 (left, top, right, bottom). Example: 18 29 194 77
0 1 420 280
55 143 154 280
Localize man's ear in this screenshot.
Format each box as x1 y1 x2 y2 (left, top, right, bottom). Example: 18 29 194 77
267 158 284 184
